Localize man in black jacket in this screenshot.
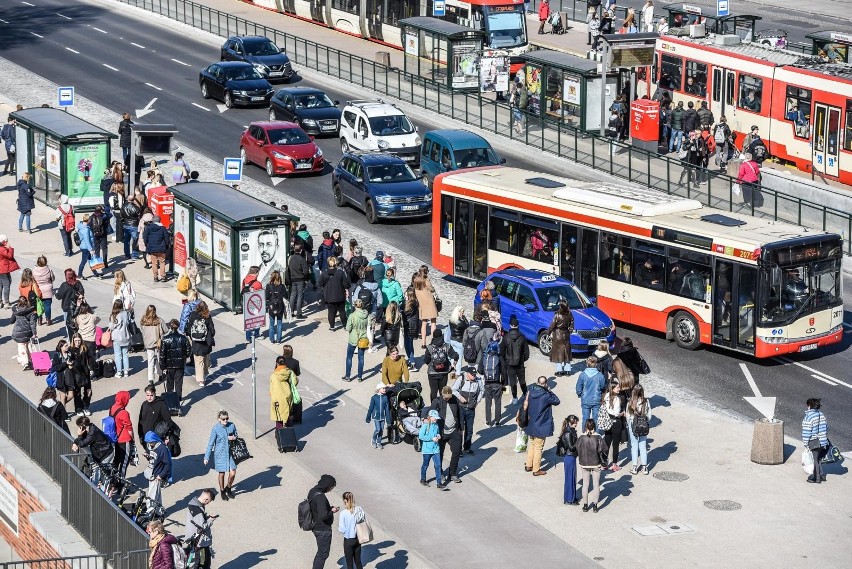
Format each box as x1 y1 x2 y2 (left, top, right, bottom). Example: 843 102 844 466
682 101 698 134
318 257 351 330
159 319 191 408
142 215 170 282
431 386 463 485
422 329 458 402
137 383 172 441
501 314 530 406
71 416 114 467
118 112 133 161
308 474 338 569
286 243 311 319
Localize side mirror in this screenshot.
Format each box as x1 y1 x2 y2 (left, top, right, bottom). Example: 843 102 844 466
309 135 315 141
500 158 507 164
587 296 597 305
355 177 363 183
333 100 340 106
524 304 536 312
415 125 419 133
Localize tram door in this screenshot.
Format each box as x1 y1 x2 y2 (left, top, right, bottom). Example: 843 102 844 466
366 0 383 40
453 200 489 280
813 103 841 178
710 67 735 123
711 261 757 353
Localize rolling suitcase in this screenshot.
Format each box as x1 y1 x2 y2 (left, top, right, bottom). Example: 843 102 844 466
162 391 181 416
275 426 298 453
30 338 52 376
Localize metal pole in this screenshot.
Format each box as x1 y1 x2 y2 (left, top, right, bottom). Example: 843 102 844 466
252 334 257 439
600 42 608 137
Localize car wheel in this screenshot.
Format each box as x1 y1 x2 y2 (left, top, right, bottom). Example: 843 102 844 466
224 91 234 109
269 108 277 121
200 82 210 99
266 159 274 177
239 146 249 166
333 184 345 207
672 311 701 350
340 138 349 153
365 199 379 224
537 331 553 357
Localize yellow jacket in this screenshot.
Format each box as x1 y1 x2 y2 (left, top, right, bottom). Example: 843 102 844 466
269 365 297 423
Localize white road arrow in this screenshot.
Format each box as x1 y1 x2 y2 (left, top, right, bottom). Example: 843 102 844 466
134 97 157 118
270 176 284 187
216 104 228 114
740 363 776 420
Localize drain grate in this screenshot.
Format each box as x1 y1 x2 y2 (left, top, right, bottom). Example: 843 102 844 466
703 500 742 511
652 471 689 482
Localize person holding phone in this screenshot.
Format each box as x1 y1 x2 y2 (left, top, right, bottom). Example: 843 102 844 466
308 474 339 569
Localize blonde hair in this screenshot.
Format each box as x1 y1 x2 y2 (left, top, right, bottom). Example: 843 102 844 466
342 491 356 513
449 306 465 325
147 519 164 535
113 270 127 295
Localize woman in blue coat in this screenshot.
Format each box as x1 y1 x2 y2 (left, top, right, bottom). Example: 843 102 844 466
17 172 35 233
76 216 101 279
203 410 238 500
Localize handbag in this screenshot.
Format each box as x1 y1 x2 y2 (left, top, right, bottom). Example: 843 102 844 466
35 296 44 317
801 448 814 474
638 355 651 375
73 232 81 246
229 437 252 465
357 337 369 349
732 183 742 196
355 513 373 545
516 393 530 428
807 414 825 450
597 410 613 431
433 293 443 313
100 328 113 348
289 370 301 406
89 256 105 271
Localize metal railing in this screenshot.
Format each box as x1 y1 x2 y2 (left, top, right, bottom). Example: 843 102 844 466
0 555 107 569
114 0 851 254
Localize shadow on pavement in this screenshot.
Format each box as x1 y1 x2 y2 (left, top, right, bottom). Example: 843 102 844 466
647 440 678 466
359 540 411 569
219 549 277 569
298 389 346 444
234 465 283 494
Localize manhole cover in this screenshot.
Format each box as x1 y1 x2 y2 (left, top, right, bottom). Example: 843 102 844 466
652 471 689 482
703 500 742 511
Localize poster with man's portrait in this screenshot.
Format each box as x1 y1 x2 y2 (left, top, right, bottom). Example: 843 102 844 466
239 227 288 287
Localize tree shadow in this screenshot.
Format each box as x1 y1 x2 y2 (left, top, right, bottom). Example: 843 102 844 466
233 465 283 495
219 549 277 569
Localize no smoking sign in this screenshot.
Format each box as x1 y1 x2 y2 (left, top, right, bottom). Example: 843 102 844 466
242 289 267 331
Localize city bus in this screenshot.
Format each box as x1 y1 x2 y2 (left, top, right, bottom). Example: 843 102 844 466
431 167 845 357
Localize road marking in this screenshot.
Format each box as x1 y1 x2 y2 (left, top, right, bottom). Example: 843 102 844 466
102 64 118 71
171 58 191 67
235 380 244 386
738 363 761 396
778 356 852 390
811 374 837 386
130 42 145 49
191 103 211 111
0 18 9 23
65 47 79 54
29 31 43 38
92 26 107 34
144 82 162 91
56 12 72 19
22 1 35 5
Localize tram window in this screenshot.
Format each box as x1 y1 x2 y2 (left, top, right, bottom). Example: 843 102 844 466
490 209 519 256
666 247 710 301
440 195 453 239
633 241 666 291
520 216 558 265
844 100 852 152
684 61 707 97
331 0 359 14
599 233 632 283
383 0 418 26
737 74 763 113
660 54 682 92
712 69 721 102
785 86 811 139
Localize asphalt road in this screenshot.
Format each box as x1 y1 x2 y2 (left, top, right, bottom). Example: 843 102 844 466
2 0 851 448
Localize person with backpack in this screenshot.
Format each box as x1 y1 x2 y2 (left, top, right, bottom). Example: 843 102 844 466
423 328 458 402
343 298 368 382
352 266 382 351
306 474 338 569
55 195 75 257
445 306 468 375
107 390 135 480
480 332 504 427
556 414 580 505
576 419 607 512
501 314 529 406
461 311 483 366
38 387 70 434
319 257 351 331
697 101 714 131
452 367 484 454
626 384 652 475
107 299 132 378
747 131 768 165
183 489 217 569
88 205 110 270
347 246 368 287
286 242 311 320
266 270 287 344
576 356 607 427
120 190 144 260
712 115 732 171
316 231 335 273
700 127 716 183
147 519 180 569
186 301 215 386
71 415 115 476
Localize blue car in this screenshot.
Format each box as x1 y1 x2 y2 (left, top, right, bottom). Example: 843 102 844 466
474 269 616 356
332 152 432 224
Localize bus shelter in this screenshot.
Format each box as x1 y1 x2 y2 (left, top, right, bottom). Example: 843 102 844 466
521 50 618 131
10 107 116 209
399 17 485 91
806 31 851 63
170 183 297 311
662 4 760 41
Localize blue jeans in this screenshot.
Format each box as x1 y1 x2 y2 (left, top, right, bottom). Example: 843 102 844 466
372 419 386 447
78 249 93 277
420 453 442 484
122 226 138 258
669 129 684 152
448 339 463 375
269 315 283 343
345 343 365 379
113 344 130 375
403 332 415 362
18 211 31 231
59 227 73 255
628 424 648 466
581 404 600 430
460 407 476 451
563 455 577 503
42 298 52 322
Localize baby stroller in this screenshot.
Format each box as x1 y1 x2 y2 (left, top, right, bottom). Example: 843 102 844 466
548 12 564 35
388 382 423 451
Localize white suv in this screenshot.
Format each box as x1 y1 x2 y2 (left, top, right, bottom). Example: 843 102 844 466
339 100 421 167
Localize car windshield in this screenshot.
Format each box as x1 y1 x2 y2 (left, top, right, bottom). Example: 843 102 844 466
483 6 528 49
266 128 311 145
366 163 417 183
295 94 334 109
245 40 280 56
224 67 264 81
455 147 501 168
368 115 415 135
536 284 590 311
759 258 842 325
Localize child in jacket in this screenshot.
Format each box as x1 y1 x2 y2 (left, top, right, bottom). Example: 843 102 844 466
365 383 390 449
418 410 447 490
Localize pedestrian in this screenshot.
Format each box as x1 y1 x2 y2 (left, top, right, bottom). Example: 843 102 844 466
548 300 574 376
452 367 484 454
697 100 714 131
713 115 733 171
736 152 762 208
616 337 647 383
587 11 600 47
338 492 365 569
523 376 561 476
368 250 386 283
683 101 698 133
626 384 651 475
140 305 168 384
71 416 115 478
74 303 98 375
317 231 335 273
88 205 109 267
12 295 38 370
270 355 297 431
108 299 132 378
178 289 200 335
308 474 339 569
480 335 504 426
601 381 625 470
38 387 70 434
120 190 144 260
431 385 463 484
282 344 302 376
112 270 136 314
423 328 458 402
343 298 368 382
380 267 403 310
76 214 101 279
204 410 238 500
677 130 702 188
501 314 529 406
286 242 311 319
380 345 409 386
319 256 350 331
380 301 402 355
592 340 613 378
419 410 447 489
55 195 75 257
137 382 171 440
186 301 215 386
51 340 75 413
0 235 18 309
118 112 133 161
352 266 382 351
32 256 55 325
1 115 16 176
400 287 419 369
147 519 178 569
802 398 829 483
413 268 438 345
159 319 190 409
55 269 84 340
366 382 391 449
170 152 190 185
143 430 171 511
556 415 580 505
266 270 287 344
538 0 550 34
669 101 684 153
576 356 606 427
108 390 134 480
18 267 42 311
576 419 607 512
444 306 468 374
143 215 169 281
657 16 668 34
510 77 528 134
16 172 35 233
69 334 92 416
184 489 217 569
641 0 654 32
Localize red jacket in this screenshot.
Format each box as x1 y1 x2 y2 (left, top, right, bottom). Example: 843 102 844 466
0 245 19 275
150 533 178 569
737 159 760 184
242 274 262 292
539 1 550 20
110 391 134 443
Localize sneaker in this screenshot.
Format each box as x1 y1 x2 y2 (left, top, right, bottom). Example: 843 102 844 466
342 376 352 382
612 464 622 472
582 504 590 512
642 465 649 475
452 476 462 483
420 480 429 487
436 483 449 491
371 441 377 449
83 409 92 417
592 503 599 513
227 487 235 499
221 492 230 502
629 465 639 475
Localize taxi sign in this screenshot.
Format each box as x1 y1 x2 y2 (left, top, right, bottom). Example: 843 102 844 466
541 274 558 282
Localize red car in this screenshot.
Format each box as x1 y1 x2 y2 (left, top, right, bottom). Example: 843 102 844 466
239 121 324 177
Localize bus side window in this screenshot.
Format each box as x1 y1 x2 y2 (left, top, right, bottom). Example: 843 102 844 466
440 194 453 238
489 209 519 256
599 233 632 283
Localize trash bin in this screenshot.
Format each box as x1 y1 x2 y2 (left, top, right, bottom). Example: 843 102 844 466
630 99 660 153
750 418 784 465
375 51 391 67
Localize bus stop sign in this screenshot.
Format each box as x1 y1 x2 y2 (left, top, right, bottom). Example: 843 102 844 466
716 0 729 17
57 86 75 108
243 289 266 331
433 0 445 16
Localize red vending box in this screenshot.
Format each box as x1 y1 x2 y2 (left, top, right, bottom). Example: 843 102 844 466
630 99 660 152
147 185 174 229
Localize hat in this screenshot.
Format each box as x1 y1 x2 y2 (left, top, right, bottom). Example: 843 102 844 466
428 410 441 420
751 125 759 131
375 382 386 391
433 328 443 339
0 234 6 244
509 314 519 327
152 215 161 223
375 250 384 260
463 366 477 375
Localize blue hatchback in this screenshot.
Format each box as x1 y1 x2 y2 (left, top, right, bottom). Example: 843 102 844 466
474 269 616 356
332 152 432 224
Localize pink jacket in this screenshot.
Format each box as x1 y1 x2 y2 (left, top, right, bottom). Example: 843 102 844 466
737 160 760 184
539 2 550 20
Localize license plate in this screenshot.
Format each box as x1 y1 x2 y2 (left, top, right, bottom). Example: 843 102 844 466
269 71 283 76
321 125 336 131
295 163 312 169
251 96 264 101
401 205 419 211
587 339 603 345
402 155 416 161
799 343 818 352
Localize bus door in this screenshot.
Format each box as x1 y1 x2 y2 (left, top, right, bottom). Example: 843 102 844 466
812 103 841 178
710 67 735 122
560 224 598 298
711 261 757 353
453 200 488 279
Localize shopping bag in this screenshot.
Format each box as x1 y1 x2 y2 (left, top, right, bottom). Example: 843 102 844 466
89 255 106 271
514 426 528 453
228 437 252 465
35 296 44 316
355 517 373 545
732 183 742 196
802 448 814 474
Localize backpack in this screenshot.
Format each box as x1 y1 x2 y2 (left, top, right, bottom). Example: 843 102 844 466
121 200 140 220
462 330 479 364
714 125 727 144
241 278 256 296
176 273 191 294
297 494 316 531
752 141 767 162
172 543 188 569
483 352 501 383
189 317 208 343
90 213 106 237
703 133 716 155
357 287 374 311
632 414 650 437
59 205 75 232
349 256 367 282
101 410 118 443
430 344 450 373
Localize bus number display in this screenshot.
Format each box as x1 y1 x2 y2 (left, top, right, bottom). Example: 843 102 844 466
651 226 713 250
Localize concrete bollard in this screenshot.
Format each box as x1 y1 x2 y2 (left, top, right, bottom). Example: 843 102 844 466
750 418 784 465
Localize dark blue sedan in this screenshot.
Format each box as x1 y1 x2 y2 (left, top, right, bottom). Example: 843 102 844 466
332 152 432 224
199 61 274 109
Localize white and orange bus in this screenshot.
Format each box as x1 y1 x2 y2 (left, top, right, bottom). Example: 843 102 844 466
431 167 845 357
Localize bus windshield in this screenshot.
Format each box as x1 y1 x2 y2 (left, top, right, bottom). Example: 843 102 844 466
759 258 842 325
483 6 527 49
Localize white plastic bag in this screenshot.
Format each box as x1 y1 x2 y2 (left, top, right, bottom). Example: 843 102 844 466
801 448 814 474
732 183 742 196
514 426 528 453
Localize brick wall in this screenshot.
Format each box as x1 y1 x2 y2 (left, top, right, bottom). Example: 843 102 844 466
0 466 62 561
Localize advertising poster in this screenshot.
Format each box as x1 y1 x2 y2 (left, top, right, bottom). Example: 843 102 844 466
239 227 288 287
194 211 213 259
213 221 231 266
405 32 419 57
15 125 28 181
64 142 108 206
562 75 582 105
172 202 190 269
479 54 509 93
46 140 60 176
526 65 542 116
451 42 479 89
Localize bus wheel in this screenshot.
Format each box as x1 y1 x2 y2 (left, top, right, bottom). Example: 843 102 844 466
672 311 700 350
537 331 553 356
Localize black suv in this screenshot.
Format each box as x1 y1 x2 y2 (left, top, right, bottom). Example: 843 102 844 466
269 87 341 137
220 36 295 82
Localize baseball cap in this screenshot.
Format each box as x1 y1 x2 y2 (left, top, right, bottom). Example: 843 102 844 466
375 250 384 260
375 382 386 391
428 410 440 420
